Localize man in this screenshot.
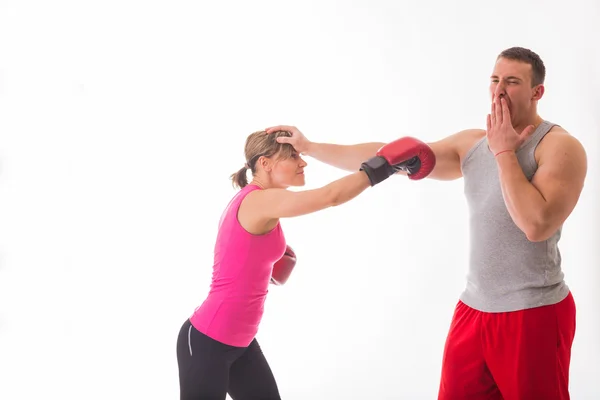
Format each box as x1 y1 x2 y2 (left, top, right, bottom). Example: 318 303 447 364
265 47 588 399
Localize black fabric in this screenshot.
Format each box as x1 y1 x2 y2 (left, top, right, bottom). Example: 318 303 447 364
176 319 281 400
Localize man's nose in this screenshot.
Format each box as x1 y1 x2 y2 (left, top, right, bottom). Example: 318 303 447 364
494 83 506 99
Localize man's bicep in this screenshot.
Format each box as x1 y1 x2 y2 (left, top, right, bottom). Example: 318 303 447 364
532 135 587 223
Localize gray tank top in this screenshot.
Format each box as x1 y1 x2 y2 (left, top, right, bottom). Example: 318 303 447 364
459 120 569 312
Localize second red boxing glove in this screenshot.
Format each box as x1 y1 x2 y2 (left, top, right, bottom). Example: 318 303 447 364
271 245 297 286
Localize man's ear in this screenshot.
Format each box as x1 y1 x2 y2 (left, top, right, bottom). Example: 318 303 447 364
532 84 544 101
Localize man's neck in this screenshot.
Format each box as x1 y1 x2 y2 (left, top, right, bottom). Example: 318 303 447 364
515 114 544 134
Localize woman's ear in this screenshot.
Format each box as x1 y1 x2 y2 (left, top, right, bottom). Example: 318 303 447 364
258 156 272 172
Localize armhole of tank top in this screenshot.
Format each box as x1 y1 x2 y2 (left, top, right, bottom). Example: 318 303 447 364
460 136 487 171
526 136 542 173
235 186 279 237
235 185 258 232
520 120 549 150
523 122 556 173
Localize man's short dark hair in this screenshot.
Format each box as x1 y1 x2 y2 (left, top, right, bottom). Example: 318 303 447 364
498 47 546 87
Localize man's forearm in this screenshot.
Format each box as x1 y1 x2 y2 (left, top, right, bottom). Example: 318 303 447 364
496 152 548 240
304 142 385 172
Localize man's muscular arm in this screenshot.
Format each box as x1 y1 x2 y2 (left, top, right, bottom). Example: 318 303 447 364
495 132 587 242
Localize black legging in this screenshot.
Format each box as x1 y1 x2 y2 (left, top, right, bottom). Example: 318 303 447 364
176 319 281 400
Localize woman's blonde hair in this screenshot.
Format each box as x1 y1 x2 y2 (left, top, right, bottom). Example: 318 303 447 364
230 130 295 189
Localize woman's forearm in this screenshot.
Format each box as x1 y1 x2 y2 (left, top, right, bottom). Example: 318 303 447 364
304 141 385 171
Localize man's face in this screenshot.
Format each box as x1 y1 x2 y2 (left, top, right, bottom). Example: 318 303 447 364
489 57 544 125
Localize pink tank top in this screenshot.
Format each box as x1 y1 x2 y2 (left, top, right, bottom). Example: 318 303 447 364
189 184 286 347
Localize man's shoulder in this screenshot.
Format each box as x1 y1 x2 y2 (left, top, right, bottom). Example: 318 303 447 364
539 125 583 151
459 128 487 141
545 124 570 139
452 128 486 157
536 124 587 163
430 128 486 163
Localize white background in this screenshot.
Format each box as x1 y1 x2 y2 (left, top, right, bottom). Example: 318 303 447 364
0 0 598 399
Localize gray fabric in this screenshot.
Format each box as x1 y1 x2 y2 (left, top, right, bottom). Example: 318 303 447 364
459 120 569 312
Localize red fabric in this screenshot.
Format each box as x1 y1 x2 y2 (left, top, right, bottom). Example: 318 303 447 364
376 136 436 180
270 245 296 285
438 292 576 400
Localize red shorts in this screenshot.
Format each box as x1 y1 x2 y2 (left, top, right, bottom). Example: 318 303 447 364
438 292 576 400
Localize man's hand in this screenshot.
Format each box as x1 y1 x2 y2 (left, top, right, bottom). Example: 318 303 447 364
487 97 536 156
265 125 312 154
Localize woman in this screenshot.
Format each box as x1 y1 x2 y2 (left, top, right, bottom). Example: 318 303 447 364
176 129 434 399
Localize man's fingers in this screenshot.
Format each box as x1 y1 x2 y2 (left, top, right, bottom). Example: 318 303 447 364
500 97 510 124
486 114 491 132
276 136 291 143
490 102 497 126
494 97 503 125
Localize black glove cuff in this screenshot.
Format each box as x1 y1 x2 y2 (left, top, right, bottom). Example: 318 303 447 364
359 156 393 186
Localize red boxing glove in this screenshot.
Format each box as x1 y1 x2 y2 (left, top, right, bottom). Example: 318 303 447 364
360 137 436 185
270 245 297 286
378 137 436 180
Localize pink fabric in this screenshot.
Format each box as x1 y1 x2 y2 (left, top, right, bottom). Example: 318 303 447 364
189 184 286 347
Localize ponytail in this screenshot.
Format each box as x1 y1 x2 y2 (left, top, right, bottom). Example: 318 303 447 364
230 165 249 189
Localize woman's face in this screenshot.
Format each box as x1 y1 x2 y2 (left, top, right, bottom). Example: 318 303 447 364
268 151 307 188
